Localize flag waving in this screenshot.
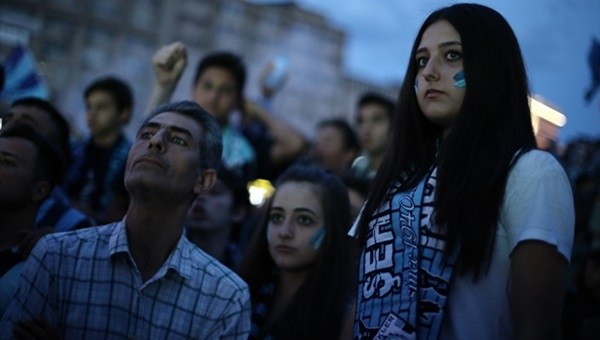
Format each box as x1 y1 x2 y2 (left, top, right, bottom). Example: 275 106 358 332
0 43 49 103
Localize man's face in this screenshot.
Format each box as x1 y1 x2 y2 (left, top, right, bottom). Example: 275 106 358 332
0 137 39 212
124 111 203 198
192 67 238 125
1 105 58 143
310 125 356 174
86 90 126 138
356 103 391 156
187 179 235 232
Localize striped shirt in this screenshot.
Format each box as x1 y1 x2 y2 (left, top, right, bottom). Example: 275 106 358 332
0 220 251 339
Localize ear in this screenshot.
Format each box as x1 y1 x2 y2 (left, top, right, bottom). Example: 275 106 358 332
32 181 51 203
193 169 217 195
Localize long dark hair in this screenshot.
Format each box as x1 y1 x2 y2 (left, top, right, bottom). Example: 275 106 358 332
358 3 536 280
237 164 353 338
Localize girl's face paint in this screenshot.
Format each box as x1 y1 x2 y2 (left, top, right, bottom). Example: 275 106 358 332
414 79 419 92
310 227 325 250
453 70 466 88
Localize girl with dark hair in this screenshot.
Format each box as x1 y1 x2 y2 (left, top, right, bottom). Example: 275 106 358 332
350 3 574 339
237 164 355 339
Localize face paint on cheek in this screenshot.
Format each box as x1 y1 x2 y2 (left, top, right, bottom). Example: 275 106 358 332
454 71 466 88
414 79 419 92
310 227 325 250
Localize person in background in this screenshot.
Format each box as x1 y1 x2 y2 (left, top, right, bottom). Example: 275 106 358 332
62 76 133 224
237 164 355 339
350 3 574 338
309 118 360 176
149 42 306 183
0 125 63 316
563 249 600 339
186 166 252 270
242 57 307 182
351 92 395 180
2 97 95 231
0 101 251 338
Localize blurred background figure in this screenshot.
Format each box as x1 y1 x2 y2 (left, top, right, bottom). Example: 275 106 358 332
150 42 307 184
1 97 95 258
351 91 395 180
563 249 600 340
62 76 133 224
242 56 307 182
237 164 355 339
309 118 360 176
0 125 63 316
186 166 252 270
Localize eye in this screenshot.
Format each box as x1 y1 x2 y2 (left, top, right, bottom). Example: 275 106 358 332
0 158 17 167
415 55 428 68
172 136 188 146
138 130 154 140
297 215 315 226
269 212 285 224
218 86 234 96
446 50 462 61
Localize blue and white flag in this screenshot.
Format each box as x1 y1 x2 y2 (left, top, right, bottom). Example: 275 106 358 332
1 43 49 102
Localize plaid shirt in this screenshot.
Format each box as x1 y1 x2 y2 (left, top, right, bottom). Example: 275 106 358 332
0 220 251 339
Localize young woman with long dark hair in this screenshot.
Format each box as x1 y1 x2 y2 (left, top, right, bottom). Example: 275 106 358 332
350 4 574 339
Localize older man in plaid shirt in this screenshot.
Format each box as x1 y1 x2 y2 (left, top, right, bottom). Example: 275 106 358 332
1 101 251 339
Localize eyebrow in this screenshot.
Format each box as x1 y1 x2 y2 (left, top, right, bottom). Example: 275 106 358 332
416 41 462 54
271 206 318 216
138 121 194 139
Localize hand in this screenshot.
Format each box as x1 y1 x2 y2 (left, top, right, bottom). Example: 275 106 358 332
152 41 188 87
18 227 55 258
259 59 288 98
14 317 59 340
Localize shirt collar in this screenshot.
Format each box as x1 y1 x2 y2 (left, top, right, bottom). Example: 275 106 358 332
108 218 195 280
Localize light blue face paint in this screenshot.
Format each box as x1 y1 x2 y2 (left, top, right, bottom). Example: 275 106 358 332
414 79 418 92
310 227 325 250
454 70 466 88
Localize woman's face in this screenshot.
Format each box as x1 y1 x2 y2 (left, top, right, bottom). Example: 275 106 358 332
267 181 325 272
415 20 466 134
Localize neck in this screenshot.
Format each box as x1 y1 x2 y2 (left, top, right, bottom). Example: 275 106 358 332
0 209 37 251
277 269 310 302
93 130 121 149
125 199 189 281
187 226 232 262
369 150 385 170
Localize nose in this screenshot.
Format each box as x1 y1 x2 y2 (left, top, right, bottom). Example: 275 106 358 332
148 130 165 153
422 57 440 81
278 220 294 238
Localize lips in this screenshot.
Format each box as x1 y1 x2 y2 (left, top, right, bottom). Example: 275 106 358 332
425 89 444 98
134 155 167 169
274 245 296 253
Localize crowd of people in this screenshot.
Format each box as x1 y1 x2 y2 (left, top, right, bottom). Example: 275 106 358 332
0 3 596 338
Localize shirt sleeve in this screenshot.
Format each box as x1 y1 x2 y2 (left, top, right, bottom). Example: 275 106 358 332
0 235 59 337
501 150 575 262
203 283 251 339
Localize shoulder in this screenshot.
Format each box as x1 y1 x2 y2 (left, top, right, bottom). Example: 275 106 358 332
35 223 115 256
184 242 249 295
501 150 574 259
511 149 565 174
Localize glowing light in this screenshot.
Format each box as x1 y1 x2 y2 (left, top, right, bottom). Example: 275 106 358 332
530 97 567 128
247 178 275 207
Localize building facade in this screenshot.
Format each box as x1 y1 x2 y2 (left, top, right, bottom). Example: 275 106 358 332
0 0 399 139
